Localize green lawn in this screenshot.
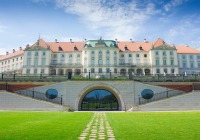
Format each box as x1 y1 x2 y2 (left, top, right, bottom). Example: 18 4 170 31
0 112 93 140
107 112 200 140
1 111 200 140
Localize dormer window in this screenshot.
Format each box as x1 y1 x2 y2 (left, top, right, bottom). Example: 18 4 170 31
125 46 128 51
58 46 63 51
139 46 143 51
74 46 78 51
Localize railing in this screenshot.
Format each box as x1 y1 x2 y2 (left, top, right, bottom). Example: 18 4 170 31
0 83 63 105
138 85 193 105
1 72 200 82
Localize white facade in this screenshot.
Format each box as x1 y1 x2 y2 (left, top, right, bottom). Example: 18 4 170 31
0 38 200 76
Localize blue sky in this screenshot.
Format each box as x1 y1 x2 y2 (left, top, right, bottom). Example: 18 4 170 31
0 0 200 54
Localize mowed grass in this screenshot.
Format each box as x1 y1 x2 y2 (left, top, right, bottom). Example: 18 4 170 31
0 112 93 140
107 112 200 140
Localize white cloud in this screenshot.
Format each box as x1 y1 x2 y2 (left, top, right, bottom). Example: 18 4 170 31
55 0 157 40
164 0 188 12
164 15 200 47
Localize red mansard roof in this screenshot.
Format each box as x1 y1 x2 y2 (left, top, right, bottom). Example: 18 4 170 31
0 50 24 60
176 45 200 54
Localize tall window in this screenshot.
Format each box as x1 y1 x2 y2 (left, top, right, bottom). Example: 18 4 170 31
164 68 167 73
34 69 37 74
27 59 31 66
42 58 46 66
91 58 95 65
69 54 72 58
61 54 65 58
156 69 160 74
190 55 193 59
35 52 38 56
136 54 139 58
99 51 102 55
91 51 95 54
171 69 175 73
98 59 103 65
53 54 57 58
191 63 194 68
28 52 31 56
170 59 174 65
77 54 80 58
106 68 110 73
106 50 110 54
182 55 186 59
183 62 186 68
114 51 117 55
129 54 132 57
42 52 46 56
144 54 147 57
26 69 30 74
170 51 173 56
163 59 167 65
121 54 124 57
114 58 117 65
34 58 38 66
91 68 95 73
98 68 102 73
41 69 44 74
106 58 110 65
156 59 159 65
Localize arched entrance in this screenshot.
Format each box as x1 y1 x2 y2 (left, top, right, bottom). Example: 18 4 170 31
81 89 119 111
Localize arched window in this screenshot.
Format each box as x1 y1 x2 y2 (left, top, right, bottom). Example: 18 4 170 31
106 50 110 54
99 51 102 55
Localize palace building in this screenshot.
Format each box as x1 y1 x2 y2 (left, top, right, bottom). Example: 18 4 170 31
0 38 200 77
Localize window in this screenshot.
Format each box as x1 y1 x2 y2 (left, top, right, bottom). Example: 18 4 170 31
98 59 103 65
121 54 124 57
197 56 200 59
61 54 65 58
106 68 110 73
34 58 38 66
84 51 87 54
170 51 173 56
144 54 147 57
129 54 132 57
198 63 200 68
98 68 102 73
182 55 186 59
34 69 37 74
156 69 160 74
163 59 167 65
164 68 167 73
114 58 117 65
13 59 14 62
170 59 174 65
106 58 110 65
136 54 140 58
21 57 23 60
106 50 110 54
42 52 46 56
91 51 95 54
41 69 44 74
155 51 159 55
91 68 95 73
84 69 87 73
16 58 18 61
156 59 159 65
42 58 46 66
99 51 102 55
77 54 80 57
183 62 186 68
28 52 31 56
191 63 194 68
69 54 72 58
35 52 38 56
91 58 95 65
171 69 175 73
163 51 166 56
114 68 117 73
26 69 30 74
27 59 31 66
53 54 57 58
114 51 117 55
190 55 193 59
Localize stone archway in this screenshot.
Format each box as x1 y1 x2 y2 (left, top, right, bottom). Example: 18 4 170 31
77 84 124 111
58 69 64 75
50 69 56 75
74 69 81 76
145 69 150 75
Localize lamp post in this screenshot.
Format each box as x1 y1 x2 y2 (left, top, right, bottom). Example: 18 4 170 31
89 69 90 79
110 69 112 79
13 71 16 81
40 72 42 79
1 73 3 80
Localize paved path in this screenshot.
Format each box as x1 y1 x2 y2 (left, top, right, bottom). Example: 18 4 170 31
79 112 115 140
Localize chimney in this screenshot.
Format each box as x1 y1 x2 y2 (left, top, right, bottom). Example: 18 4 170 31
115 38 117 42
19 47 22 50
130 38 132 42
144 38 147 43
13 49 15 53
139 46 143 51
85 38 87 42
6 52 9 55
70 39 72 43
26 44 30 48
185 44 189 47
55 39 58 43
